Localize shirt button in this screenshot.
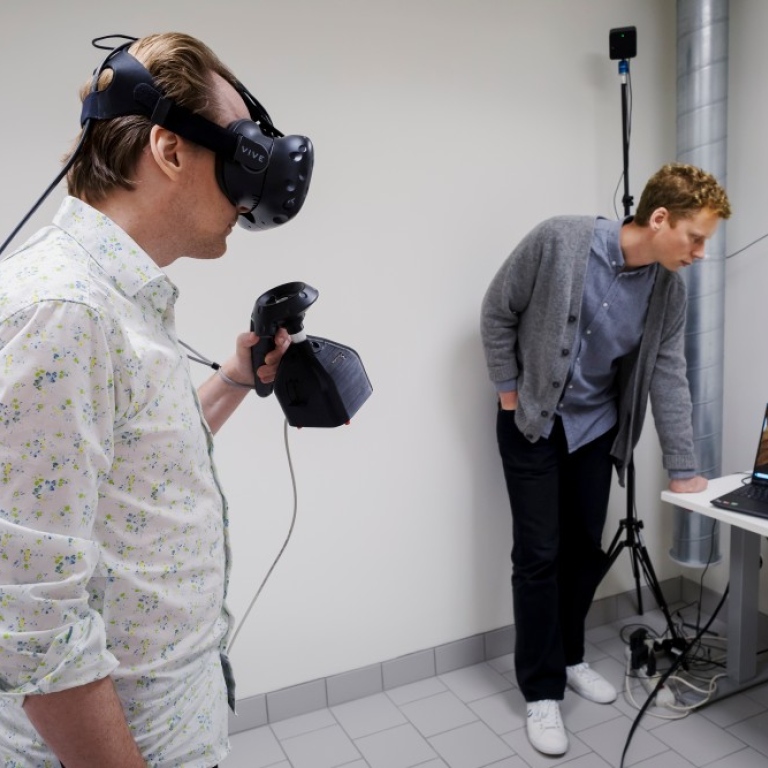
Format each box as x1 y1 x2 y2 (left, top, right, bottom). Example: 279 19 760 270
603 302 609 308
586 330 592 335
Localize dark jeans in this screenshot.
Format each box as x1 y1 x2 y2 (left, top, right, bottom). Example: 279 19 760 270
496 411 615 702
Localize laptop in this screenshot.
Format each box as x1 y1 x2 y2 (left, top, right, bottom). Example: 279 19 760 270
711 403 768 518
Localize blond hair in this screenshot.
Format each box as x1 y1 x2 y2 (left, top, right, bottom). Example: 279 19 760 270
66 32 239 202
634 163 731 226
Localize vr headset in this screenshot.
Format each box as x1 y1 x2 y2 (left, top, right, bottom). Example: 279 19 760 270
80 38 313 231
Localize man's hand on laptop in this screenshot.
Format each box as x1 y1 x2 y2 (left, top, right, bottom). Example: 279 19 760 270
669 475 708 493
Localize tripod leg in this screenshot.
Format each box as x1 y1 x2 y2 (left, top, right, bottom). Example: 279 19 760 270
629 546 645 614
604 527 626 573
623 457 644 612
634 537 686 651
604 458 683 653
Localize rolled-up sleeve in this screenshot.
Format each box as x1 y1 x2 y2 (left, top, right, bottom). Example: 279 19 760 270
0 300 119 695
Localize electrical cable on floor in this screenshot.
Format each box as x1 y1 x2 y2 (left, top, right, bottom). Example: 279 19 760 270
619 584 729 768
623 661 687 721
619 512 730 765
623 644 727 719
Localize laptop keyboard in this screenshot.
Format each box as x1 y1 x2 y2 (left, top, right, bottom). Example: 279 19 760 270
733 483 768 502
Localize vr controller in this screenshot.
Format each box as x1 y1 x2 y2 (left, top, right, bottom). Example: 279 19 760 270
251 282 373 428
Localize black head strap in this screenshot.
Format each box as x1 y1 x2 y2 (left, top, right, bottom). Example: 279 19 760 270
81 50 155 121
80 50 272 172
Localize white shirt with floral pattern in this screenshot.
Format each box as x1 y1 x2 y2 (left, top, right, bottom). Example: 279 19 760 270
0 196 233 767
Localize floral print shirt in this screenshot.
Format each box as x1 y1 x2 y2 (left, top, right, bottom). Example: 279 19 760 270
0 197 232 767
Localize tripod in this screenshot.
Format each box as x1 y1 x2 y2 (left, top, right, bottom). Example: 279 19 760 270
602 50 686 653
604 459 685 651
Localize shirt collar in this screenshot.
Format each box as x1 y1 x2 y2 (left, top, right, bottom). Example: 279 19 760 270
53 196 179 313
595 215 652 275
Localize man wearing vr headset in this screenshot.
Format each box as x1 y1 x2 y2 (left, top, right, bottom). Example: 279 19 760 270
0 32 311 767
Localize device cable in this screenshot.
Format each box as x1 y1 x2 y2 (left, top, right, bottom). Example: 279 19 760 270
179 339 300 652
228 416 297 652
0 131 87 259
619 582 729 767
0 38 138 260
178 339 257 389
619 512 727 762
726 232 768 260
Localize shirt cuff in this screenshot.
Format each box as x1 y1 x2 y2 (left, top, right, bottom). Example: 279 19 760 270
668 469 696 480
0 613 119 697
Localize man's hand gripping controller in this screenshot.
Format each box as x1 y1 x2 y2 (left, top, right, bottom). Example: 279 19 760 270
250 281 319 397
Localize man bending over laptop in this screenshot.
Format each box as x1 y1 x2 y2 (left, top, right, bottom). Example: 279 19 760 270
481 162 732 757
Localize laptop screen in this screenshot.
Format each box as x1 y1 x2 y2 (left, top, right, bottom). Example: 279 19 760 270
752 404 768 483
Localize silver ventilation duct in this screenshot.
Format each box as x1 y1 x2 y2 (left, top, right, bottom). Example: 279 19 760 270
670 0 728 566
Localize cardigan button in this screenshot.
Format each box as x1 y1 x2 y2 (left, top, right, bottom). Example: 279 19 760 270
561 349 570 356
552 382 561 388
541 410 549 417
568 315 577 323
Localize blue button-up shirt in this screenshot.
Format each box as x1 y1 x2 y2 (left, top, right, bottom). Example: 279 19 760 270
556 216 656 451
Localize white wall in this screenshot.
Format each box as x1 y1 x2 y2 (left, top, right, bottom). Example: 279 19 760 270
4 0 739 702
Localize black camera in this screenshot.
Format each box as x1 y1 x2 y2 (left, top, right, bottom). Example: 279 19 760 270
609 26 637 60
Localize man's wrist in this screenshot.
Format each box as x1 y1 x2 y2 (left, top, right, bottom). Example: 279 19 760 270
216 367 255 389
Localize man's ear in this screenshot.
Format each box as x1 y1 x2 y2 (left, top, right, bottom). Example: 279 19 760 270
649 207 669 232
149 125 183 180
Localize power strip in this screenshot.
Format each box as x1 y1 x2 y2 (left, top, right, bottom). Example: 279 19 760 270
635 664 676 708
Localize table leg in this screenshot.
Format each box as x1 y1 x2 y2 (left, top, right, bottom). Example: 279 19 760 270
728 526 760 683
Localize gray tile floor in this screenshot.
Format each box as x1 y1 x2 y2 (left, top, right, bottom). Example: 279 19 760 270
222 607 768 768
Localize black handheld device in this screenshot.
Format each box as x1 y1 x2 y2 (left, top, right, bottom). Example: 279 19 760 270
251 282 319 397
250 282 373 428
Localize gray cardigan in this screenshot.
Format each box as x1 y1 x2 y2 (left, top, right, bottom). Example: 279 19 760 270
480 215 697 484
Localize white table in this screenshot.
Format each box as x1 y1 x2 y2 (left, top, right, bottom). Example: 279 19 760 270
662 473 768 697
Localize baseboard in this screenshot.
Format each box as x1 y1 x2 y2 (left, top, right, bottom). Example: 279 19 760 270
228 574 710 734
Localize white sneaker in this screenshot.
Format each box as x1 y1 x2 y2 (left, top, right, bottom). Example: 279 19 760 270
566 662 617 703
526 699 568 755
